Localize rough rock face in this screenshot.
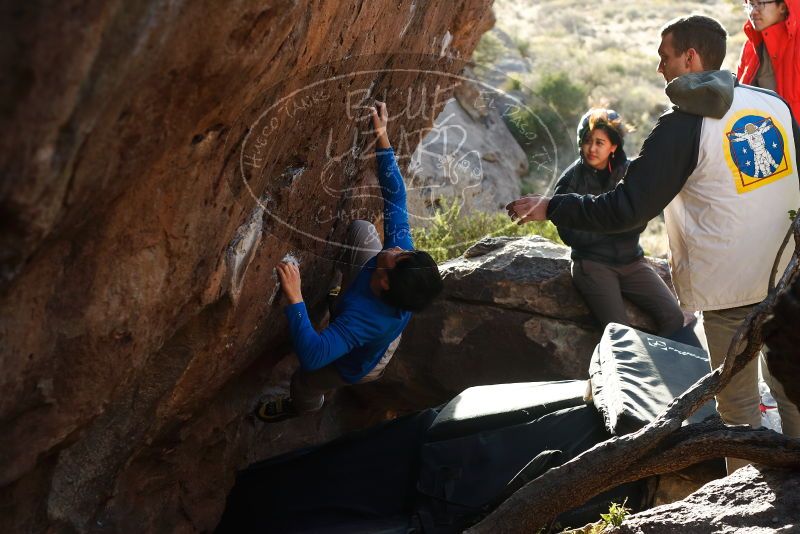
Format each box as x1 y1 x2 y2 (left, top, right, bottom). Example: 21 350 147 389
381 236 673 408
610 465 800 533
405 78 526 221
0 2 494 532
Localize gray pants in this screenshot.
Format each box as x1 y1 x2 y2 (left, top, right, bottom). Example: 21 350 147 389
570 258 685 336
337 220 383 305
704 305 800 473
291 220 399 413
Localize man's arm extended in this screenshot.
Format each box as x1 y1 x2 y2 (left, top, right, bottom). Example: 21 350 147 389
276 262 361 371
372 102 413 250
547 111 703 232
508 110 701 232
547 110 701 232
552 163 615 248
284 303 363 371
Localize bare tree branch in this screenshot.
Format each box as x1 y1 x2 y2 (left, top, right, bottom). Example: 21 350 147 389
466 217 800 534
769 223 793 291
602 419 800 490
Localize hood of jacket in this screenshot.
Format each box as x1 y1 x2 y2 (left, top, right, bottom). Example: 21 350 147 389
665 70 735 119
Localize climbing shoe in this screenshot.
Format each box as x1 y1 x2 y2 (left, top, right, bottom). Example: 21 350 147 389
255 396 296 423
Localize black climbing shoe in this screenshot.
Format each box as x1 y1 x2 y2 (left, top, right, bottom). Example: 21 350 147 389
255 396 296 423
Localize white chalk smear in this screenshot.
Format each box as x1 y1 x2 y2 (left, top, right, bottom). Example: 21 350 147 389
440 31 453 58
281 253 300 266
399 1 416 38
268 252 300 305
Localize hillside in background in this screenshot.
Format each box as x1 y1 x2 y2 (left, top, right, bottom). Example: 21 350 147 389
490 0 745 162
473 0 746 255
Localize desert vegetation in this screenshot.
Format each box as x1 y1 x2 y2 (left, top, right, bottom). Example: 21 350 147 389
461 0 748 257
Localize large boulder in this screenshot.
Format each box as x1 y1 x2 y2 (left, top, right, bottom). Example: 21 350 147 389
380 236 675 408
610 465 800 533
0 2 495 532
404 78 527 221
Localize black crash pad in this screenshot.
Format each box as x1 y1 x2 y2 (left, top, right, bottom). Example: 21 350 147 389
216 409 438 534
589 323 717 436
416 403 648 533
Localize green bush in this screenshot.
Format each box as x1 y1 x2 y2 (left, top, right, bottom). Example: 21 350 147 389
535 71 587 121
412 199 562 263
511 34 531 58
473 31 505 66
505 76 523 92
503 101 573 183
600 498 631 528
500 70 587 181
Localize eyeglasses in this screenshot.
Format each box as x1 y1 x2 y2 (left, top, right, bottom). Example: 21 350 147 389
742 0 779 12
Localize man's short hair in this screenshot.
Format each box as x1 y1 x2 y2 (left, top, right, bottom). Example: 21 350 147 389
383 250 443 312
661 15 727 70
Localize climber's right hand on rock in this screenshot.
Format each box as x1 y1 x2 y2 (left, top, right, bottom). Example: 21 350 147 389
276 262 303 305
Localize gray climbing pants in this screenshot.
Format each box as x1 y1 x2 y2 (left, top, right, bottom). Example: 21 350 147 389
570 258 685 337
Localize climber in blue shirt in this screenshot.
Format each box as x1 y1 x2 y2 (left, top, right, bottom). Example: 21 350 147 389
257 102 443 421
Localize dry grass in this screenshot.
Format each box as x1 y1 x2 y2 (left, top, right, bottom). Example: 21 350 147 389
491 0 746 155
470 0 747 254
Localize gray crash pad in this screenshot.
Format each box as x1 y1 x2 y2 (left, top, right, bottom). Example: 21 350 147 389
589 323 718 435
427 380 588 441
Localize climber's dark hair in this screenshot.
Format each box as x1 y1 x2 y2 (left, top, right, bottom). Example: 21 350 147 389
661 15 727 70
383 250 443 312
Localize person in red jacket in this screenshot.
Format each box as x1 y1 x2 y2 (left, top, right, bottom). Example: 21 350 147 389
737 0 800 119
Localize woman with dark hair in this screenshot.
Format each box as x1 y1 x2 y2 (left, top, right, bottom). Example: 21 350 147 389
737 0 799 119
553 109 685 336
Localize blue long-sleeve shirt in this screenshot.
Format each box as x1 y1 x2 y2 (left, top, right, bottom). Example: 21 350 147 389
284 147 413 383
